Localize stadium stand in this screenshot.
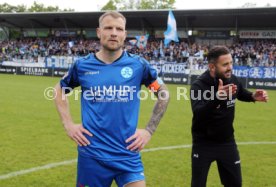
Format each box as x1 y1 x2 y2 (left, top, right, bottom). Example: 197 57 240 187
0 8 275 88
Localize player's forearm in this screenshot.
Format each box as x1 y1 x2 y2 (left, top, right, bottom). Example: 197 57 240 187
145 84 170 135
54 83 74 127
237 83 254 102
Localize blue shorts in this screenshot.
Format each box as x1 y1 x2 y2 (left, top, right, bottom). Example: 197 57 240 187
77 154 145 187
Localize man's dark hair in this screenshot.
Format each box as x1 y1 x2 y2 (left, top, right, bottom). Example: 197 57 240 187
207 45 230 64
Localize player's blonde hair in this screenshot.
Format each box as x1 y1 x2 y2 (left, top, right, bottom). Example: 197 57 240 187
99 11 126 27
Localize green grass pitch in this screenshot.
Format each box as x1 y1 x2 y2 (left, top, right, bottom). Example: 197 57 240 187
0 74 275 186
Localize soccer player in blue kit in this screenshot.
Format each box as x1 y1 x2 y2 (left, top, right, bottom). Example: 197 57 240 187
54 11 170 187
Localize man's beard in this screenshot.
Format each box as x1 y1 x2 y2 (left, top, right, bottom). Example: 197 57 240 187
102 43 122 52
215 69 232 83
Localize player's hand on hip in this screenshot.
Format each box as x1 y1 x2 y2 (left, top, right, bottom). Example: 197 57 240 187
64 123 93 146
253 89 269 102
125 129 151 152
216 79 237 100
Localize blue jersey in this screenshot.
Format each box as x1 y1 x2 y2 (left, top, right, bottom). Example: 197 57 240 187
60 51 161 161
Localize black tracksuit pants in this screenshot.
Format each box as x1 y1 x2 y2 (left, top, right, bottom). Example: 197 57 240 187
191 144 242 187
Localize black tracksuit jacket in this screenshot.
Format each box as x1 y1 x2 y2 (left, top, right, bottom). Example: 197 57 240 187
190 70 255 145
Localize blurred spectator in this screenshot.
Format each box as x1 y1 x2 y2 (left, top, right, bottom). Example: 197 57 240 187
0 38 275 67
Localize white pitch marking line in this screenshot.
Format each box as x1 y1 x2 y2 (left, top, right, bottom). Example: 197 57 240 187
0 141 276 180
0 159 77 180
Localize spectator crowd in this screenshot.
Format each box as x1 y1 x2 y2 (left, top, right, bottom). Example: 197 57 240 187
0 37 275 68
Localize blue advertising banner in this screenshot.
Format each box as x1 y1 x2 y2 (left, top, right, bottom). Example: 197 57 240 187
1 63 276 89
233 66 276 79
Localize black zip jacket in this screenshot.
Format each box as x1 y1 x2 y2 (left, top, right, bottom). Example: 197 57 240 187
190 70 254 145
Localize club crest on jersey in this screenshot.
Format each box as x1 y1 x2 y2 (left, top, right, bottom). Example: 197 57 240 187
121 67 133 78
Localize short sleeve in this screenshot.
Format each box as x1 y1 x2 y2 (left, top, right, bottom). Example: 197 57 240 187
141 58 163 91
60 61 80 94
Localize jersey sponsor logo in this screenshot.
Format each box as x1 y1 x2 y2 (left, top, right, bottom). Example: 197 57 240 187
193 153 199 158
85 85 137 102
227 99 236 108
234 160 241 165
121 67 133 78
84 71 100 75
